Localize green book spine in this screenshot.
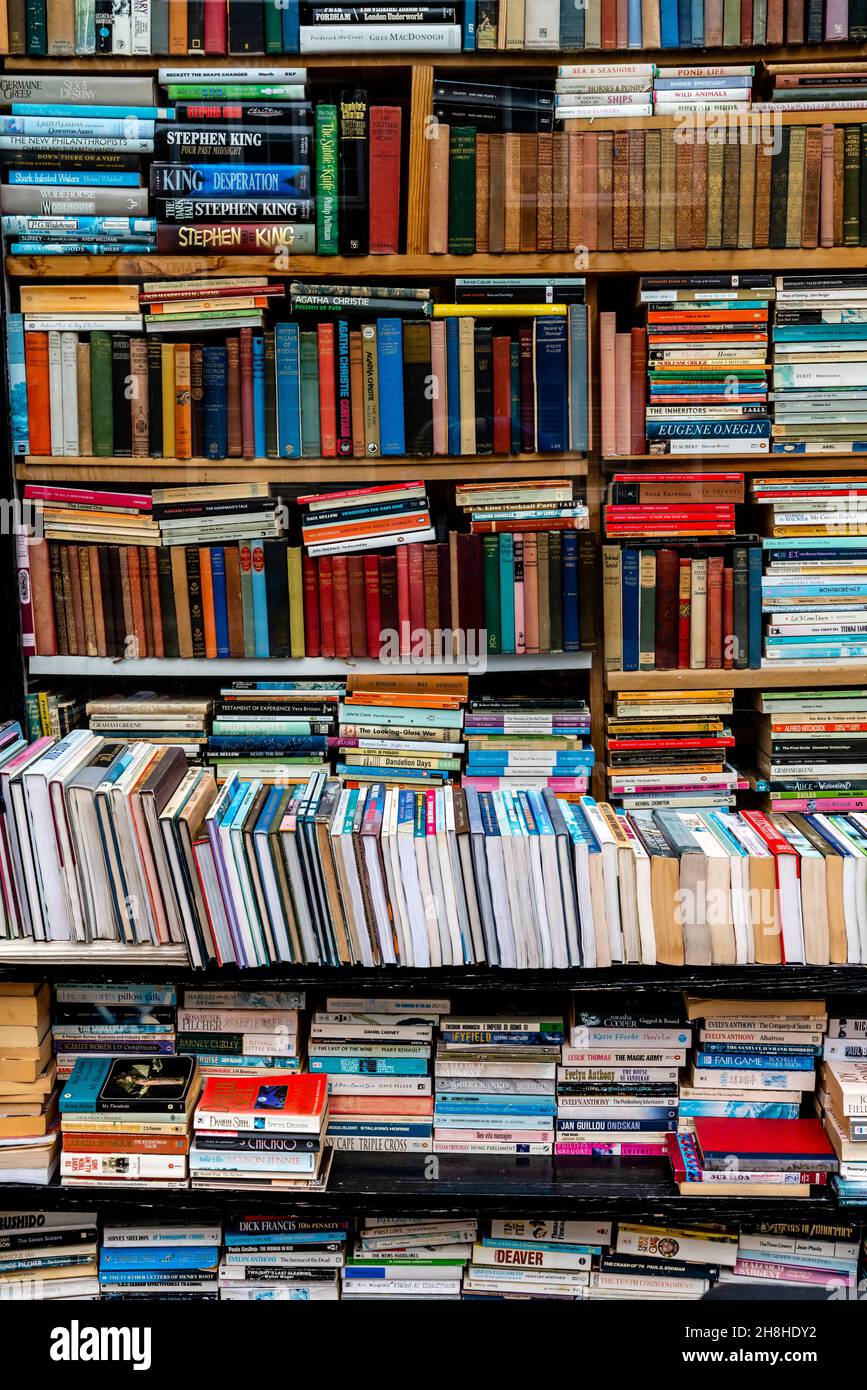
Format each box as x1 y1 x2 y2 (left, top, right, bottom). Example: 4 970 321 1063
240 545 255 658
844 125 862 247
263 329 278 458
482 534 501 654
25 0 46 53
90 332 114 457
315 104 339 256
299 331 321 458
578 531 596 651
448 126 477 256
768 126 790 250
638 549 656 671
263 0 283 52
548 530 563 653
722 0 740 44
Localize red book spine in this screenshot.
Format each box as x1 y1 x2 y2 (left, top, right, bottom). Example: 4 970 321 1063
723 566 734 669
203 0 227 50
363 553 382 656
397 544 410 654
629 327 646 455
317 322 337 457
302 552 320 658
147 548 164 659
615 0 628 44
239 327 255 461
654 547 679 670
318 556 335 657
600 0 618 46
331 555 351 658
368 106 402 255
492 335 511 455
347 554 368 657
706 554 723 670
406 542 426 642
24 332 51 456
677 556 691 669
740 0 753 40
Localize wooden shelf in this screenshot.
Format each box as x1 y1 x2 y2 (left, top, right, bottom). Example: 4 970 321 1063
606 664 867 690
29 653 593 678
17 453 587 485
11 249 867 279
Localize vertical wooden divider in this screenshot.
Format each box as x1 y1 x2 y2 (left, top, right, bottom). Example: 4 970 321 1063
407 64 435 256
584 279 607 800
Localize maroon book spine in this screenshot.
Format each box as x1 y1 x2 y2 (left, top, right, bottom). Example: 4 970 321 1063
654 547 679 670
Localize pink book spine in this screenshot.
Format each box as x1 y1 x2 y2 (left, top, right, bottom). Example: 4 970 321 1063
824 0 848 38
15 534 35 656
771 797 867 812
599 312 618 458
554 1142 667 1156
396 544 410 656
462 776 589 792
23 485 151 509
734 1258 852 1287
614 332 632 456
429 320 448 456
616 0 629 44
4 736 54 772
512 533 525 655
820 124 835 248
204 0 227 52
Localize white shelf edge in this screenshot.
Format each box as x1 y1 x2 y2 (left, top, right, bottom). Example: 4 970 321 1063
29 654 593 677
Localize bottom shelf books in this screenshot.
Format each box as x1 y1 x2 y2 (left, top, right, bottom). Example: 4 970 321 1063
99 1222 222 1300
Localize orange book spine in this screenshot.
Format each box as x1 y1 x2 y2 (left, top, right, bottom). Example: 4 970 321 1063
24 332 51 456
317 321 337 457
173 342 192 461
199 547 217 659
169 0 188 52
88 545 106 657
147 547 164 659
303 510 430 543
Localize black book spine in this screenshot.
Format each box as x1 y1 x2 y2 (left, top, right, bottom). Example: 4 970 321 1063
474 322 494 455
188 0 205 49
401 319 434 457
147 336 163 458
156 548 179 658
94 0 112 50
96 544 115 656
263 538 291 656
106 546 123 657
227 0 266 53
768 127 791 250
806 0 823 41
153 125 312 161
110 335 132 457
186 545 206 658
861 123 867 249
338 88 369 256
432 103 553 133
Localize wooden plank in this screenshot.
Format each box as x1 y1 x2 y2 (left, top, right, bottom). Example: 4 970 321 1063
18 454 587 484
406 64 435 256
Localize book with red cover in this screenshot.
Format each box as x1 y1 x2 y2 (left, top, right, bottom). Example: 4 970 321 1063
379 553 398 645
677 556 691 669
317 322 337 458
346 555 368 657
331 554 351 658
203 0 227 51
369 106 402 256
302 552 320 658
195 1073 328 1134
318 555 335 657
629 327 646 456
396 545 411 654
723 566 734 670
666 1132 828 1187
653 547 679 669
706 554 723 670
492 335 511 455
363 553 382 656
693 1117 836 1170
600 0 617 45
407 541 426 641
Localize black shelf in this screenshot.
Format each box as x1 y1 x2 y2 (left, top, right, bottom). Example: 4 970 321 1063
0 1157 860 1221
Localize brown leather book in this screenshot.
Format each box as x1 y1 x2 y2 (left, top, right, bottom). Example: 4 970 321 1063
347 555 368 657
723 566 734 670
59 547 76 654
140 547 154 658
423 544 439 637
630 327 646 456
616 0 628 42
68 547 87 654
705 555 724 670
503 132 522 252
223 545 244 658
786 0 804 40
519 132 538 252
581 132 598 251
48 543 66 654
627 129 645 250
128 547 147 658
753 142 773 249
740 0 753 40
641 0 661 43
658 129 676 251
801 125 822 249
146 547 163 659
644 129 661 249
475 131 490 254
704 0 724 43
765 0 784 44
691 139 708 248
552 132 569 250
487 133 506 253
596 132 614 251
820 123 836 248
170 545 193 659
226 336 242 457
737 140 756 249
76 341 93 456
785 124 806 249
834 126 845 245
674 140 693 251
78 546 96 657
721 135 740 249
46 0 75 52
428 123 450 254
536 131 553 252
611 133 629 251
117 547 133 659
88 547 106 658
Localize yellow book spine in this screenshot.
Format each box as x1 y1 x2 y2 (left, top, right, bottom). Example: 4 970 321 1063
161 342 175 459
287 545 305 657
173 342 192 461
433 303 567 317
458 317 477 455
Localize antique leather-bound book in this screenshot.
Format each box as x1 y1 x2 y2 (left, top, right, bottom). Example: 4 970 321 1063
643 129 661 250
753 141 773 249
801 125 822 249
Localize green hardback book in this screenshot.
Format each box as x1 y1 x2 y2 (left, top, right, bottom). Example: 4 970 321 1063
263 329 278 458
25 0 46 53
299 332 321 458
843 125 862 247
482 534 502 654
548 530 563 654
315 104 339 257
264 0 283 52
89 332 114 457
287 546 305 658
448 127 477 256
722 0 740 45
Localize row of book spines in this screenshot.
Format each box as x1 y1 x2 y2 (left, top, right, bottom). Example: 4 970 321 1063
431 124 867 257
16 316 588 462
29 534 588 661
14 0 303 57
602 545 763 673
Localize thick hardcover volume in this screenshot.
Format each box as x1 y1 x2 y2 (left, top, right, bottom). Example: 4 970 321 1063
315 104 338 256
174 342 193 461
403 321 433 458
369 106 402 256
474 323 494 455
448 126 477 255
653 548 679 670
203 344 228 458
110 335 132 457
338 89 369 256
228 0 265 52
428 122 450 254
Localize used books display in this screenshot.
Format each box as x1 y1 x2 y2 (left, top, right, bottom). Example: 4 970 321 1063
191 1070 331 1188
176 987 306 1080
219 1214 349 1299
98 1221 221 1298
51 981 178 1080
603 688 740 811
754 686 867 818
469 6 866 49
343 1216 476 1298
819 1012 867 1200
0 981 58 1184
0 1208 99 1299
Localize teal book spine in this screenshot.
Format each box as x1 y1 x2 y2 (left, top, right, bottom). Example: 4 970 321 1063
482 534 501 654
252 333 266 460
250 540 270 658
25 0 47 54
569 304 589 452
276 321 302 458
7 314 29 456
298 330 320 458
315 104 339 255
240 543 256 658
498 533 516 653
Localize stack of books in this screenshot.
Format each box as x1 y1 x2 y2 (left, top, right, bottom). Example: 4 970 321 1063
596 1223 738 1299
177 988 305 1085
191 1071 331 1190
51 981 178 1082
24 688 85 740
463 693 592 794
299 481 433 563
98 1222 221 1300
652 65 754 112
342 1217 476 1299
218 1215 349 1300
336 674 465 785
771 275 867 452
818 1055 867 1200
85 693 212 753
554 64 653 118
557 1000 688 1158
59 1054 200 1189
140 275 284 338
754 686 867 820
209 682 340 783
464 1222 594 1298
433 1013 562 1155
28 483 158 545
310 1007 436 1153
668 1115 838 1199
726 1220 860 1291
0 1209 98 1301
753 474 867 666
605 687 738 811
763 63 867 110
0 981 58 1185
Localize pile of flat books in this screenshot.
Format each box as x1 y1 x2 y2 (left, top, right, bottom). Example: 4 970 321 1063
177 988 305 1084
85 692 213 753
336 674 467 785
99 1221 222 1300
462 693 593 793
0 981 58 1185
818 1052 867 1202
52 980 178 1081
754 687 867 819
59 1054 200 1189
668 1116 838 1198
605 686 738 811
192 1071 331 1191
556 999 688 1158
219 1214 349 1300
310 1006 437 1153
342 1217 477 1301
298 481 433 561
770 274 867 454
463 1218 611 1301
597 1222 738 1299
433 1013 562 1155
208 681 340 783
0 1208 98 1301
723 1220 860 1293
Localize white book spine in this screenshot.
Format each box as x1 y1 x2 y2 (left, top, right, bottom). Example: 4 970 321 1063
132 0 150 53
299 24 462 50
47 330 64 458
111 0 133 51
60 331 79 457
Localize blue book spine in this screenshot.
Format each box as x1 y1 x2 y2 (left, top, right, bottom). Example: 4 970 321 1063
11 242 157 254
7 169 142 185
163 165 309 197
250 542 270 658
99 1247 219 1270
308 1057 429 1075
748 545 762 669
209 735 327 752
3 213 156 237
644 420 772 439
202 345 228 459
499 533 516 653
0 114 155 137
463 0 476 46
252 333 266 459
6 314 29 456
376 317 405 455
691 0 705 43
534 317 568 452
509 341 521 454
568 305 588 452
59 1058 111 1113
446 317 461 455
621 547 640 672
677 0 691 44
561 531 580 651
275 321 302 458
659 0 680 44
281 0 300 49
11 104 169 119
627 0 643 44
224 1231 348 1247
337 317 351 455
334 762 446 781
695 1052 815 1070
210 547 230 658
678 1100 801 1118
